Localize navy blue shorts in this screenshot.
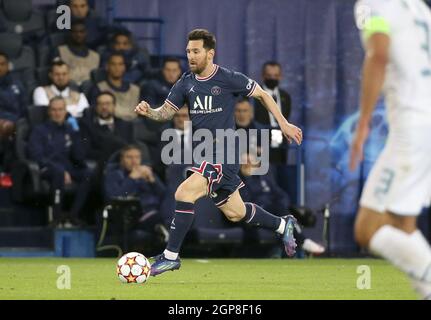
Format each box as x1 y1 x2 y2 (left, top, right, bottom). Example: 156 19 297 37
187 160 245 207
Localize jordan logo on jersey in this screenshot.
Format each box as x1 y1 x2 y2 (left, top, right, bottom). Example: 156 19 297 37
191 95 222 114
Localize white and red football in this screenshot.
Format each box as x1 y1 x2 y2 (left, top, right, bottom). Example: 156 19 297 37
116 252 151 284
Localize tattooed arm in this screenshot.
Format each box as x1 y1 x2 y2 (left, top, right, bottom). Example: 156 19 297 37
134 101 177 122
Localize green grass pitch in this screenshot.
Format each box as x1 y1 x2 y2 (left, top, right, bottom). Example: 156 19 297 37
0 258 418 300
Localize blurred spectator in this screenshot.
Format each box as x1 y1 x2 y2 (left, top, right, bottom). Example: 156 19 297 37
101 30 151 83
80 91 134 163
0 52 27 140
27 97 92 227
69 0 108 49
0 52 27 177
91 53 140 121
53 20 100 86
239 154 325 256
33 59 89 118
141 57 182 106
155 105 190 179
254 61 291 164
234 98 265 153
104 145 166 230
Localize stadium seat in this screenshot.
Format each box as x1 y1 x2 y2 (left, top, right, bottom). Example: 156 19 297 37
35 66 50 87
48 32 68 48
0 32 36 93
0 0 45 45
36 44 52 68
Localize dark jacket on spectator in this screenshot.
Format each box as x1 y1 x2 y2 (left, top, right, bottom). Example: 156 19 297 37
0 74 27 122
104 166 166 211
141 75 173 107
79 113 134 162
27 120 86 174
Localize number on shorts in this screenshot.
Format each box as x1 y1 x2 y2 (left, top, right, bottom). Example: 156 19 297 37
374 168 395 200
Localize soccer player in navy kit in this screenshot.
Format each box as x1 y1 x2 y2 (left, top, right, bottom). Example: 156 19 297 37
135 29 303 276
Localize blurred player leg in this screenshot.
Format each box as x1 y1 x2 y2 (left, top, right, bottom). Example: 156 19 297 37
355 207 431 292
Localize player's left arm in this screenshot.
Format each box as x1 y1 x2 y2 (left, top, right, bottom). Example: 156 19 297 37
251 84 302 145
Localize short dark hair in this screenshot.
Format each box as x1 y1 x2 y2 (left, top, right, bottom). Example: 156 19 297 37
50 58 69 73
262 61 282 73
0 51 9 61
107 52 125 63
163 57 182 69
96 91 116 105
187 29 216 50
112 30 132 43
120 144 142 160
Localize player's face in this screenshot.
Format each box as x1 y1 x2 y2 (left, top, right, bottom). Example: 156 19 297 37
50 65 70 90
235 101 253 127
186 40 213 74
96 94 115 119
121 149 142 172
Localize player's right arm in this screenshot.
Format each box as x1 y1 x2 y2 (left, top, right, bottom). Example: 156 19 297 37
350 6 391 171
134 100 177 122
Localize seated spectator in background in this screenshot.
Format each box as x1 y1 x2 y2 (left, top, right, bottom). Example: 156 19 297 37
239 154 325 256
53 20 100 86
141 57 182 107
0 52 27 140
101 30 150 83
234 98 266 152
104 145 166 231
33 59 89 118
0 52 27 177
69 0 107 49
155 105 190 179
27 97 92 227
91 53 140 121
80 91 134 164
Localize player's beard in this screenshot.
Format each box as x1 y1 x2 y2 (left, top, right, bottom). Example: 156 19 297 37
189 56 208 75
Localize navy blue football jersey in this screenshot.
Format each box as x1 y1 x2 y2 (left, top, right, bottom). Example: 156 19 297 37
164 64 257 135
